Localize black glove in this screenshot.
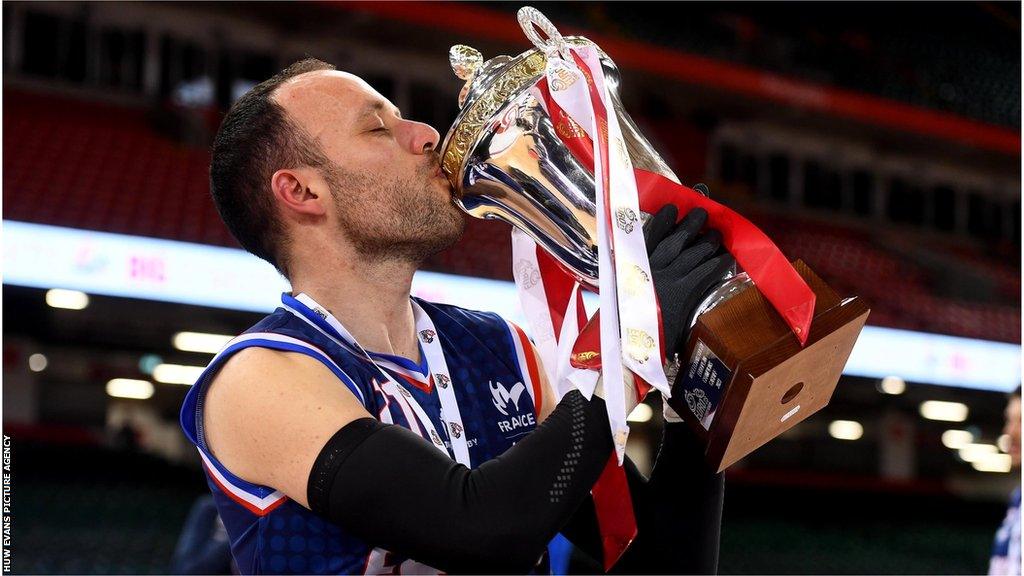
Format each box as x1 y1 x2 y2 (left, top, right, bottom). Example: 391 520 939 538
643 195 735 361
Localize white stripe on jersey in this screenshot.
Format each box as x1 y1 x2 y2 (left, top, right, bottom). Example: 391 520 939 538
198 449 286 510
211 332 367 406
371 357 429 386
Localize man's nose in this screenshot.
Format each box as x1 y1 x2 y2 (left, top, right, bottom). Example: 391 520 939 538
404 120 441 155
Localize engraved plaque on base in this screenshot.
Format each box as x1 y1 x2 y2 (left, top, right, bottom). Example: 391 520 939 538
668 260 871 473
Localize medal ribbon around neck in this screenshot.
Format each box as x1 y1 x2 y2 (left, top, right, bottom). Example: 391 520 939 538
282 293 471 467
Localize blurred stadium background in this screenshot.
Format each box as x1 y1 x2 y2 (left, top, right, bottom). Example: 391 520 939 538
2 1 1021 573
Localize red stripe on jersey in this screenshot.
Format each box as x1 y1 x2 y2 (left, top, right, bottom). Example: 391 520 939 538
510 322 544 416
394 370 432 394
202 460 288 517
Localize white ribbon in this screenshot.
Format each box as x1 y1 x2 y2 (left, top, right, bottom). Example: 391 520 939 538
542 44 668 462
411 299 472 467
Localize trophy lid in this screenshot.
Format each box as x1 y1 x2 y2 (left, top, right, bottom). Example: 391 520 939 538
440 7 610 180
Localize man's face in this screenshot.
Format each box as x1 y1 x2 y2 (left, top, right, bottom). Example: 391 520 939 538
274 70 464 262
1003 396 1021 467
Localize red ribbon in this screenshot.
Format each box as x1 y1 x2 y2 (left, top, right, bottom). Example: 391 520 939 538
591 453 637 570
536 80 816 346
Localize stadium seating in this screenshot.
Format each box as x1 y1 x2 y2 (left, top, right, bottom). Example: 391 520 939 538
549 3 1020 128
3 90 235 248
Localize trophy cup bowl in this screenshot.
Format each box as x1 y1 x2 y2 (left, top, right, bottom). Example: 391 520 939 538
442 38 679 288
440 12 869 472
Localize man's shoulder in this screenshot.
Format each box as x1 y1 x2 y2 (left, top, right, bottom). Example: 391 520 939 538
239 307 296 336
200 308 337 401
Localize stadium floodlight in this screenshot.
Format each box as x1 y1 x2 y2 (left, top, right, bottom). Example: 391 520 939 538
153 363 206 385
971 453 1013 473
828 420 863 440
173 332 233 354
998 433 1011 453
46 289 89 310
106 378 154 400
941 429 974 449
958 443 999 462
627 403 653 423
28 353 48 372
879 375 906 395
919 400 969 422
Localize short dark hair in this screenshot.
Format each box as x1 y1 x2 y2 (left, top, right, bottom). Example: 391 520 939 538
210 58 336 277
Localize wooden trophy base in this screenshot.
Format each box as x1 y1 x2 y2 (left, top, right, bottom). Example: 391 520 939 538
666 260 870 473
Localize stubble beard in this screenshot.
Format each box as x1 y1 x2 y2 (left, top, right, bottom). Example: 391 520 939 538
324 161 466 265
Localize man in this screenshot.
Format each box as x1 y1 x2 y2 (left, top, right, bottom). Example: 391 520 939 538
179 58 732 574
989 386 1021 575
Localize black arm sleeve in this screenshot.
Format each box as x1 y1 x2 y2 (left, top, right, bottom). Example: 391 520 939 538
559 423 724 574
306 390 613 574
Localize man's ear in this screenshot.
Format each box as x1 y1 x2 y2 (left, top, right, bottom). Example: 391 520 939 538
271 168 327 217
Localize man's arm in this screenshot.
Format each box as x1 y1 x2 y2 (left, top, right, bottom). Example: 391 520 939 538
203 347 369 508
203 346 617 573
525 336 723 574
555 420 724 574
611 420 724 574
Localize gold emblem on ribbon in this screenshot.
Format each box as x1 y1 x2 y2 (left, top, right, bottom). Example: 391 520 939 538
614 429 629 449
624 264 651 297
572 351 600 364
555 112 587 140
614 136 630 166
626 328 655 364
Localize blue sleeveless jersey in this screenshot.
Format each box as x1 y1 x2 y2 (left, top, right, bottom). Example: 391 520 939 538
179 294 545 574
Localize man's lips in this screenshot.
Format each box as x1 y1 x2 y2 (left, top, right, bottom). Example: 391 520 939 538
427 163 461 199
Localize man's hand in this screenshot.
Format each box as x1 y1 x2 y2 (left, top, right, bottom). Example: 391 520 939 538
643 201 735 363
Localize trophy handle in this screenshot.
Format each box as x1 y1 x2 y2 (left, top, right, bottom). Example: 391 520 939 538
518 7 570 57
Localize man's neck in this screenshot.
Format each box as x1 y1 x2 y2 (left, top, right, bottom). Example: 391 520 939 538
290 252 420 363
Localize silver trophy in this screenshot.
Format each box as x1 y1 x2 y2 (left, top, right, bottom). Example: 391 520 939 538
441 14 677 288
440 8 743 331
439 7 870 473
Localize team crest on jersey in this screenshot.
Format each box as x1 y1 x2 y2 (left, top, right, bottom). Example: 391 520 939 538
490 380 536 436
449 421 463 439
490 381 526 416
419 329 436 343
429 429 443 446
